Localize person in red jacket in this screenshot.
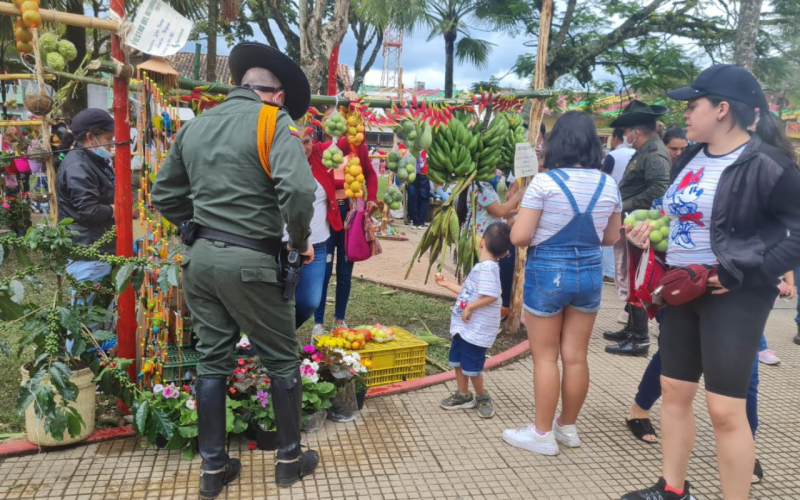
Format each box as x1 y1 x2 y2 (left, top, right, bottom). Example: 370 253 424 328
288 126 344 328
312 93 378 334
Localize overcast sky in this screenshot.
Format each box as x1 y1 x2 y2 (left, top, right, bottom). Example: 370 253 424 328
182 19 578 92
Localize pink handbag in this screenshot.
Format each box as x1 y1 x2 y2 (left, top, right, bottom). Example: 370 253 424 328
344 197 382 262
344 198 372 262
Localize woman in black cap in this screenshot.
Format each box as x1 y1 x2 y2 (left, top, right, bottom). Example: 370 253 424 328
621 65 800 500
55 109 117 309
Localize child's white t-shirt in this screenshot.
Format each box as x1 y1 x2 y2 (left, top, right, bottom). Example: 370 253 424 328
450 260 502 348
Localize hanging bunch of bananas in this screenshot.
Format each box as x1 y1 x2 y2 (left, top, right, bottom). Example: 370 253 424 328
496 113 527 175
427 113 478 185
472 114 509 182
405 175 474 283
394 117 433 159
456 189 482 281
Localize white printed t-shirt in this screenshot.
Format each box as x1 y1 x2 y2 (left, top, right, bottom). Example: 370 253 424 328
450 260 502 348
521 168 622 246
665 144 744 267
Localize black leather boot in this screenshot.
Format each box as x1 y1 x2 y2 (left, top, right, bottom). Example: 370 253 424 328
603 307 635 341
606 305 650 357
272 369 319 488
794 325 800 345
196 378 241 500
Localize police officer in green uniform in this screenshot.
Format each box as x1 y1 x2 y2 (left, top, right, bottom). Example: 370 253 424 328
151 42 318 499
603 100 671 356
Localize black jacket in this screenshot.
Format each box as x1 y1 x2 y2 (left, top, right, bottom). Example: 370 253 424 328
55 148 116 254
670 136 800 291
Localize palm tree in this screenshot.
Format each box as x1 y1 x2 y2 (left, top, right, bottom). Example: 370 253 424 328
359 0 494 98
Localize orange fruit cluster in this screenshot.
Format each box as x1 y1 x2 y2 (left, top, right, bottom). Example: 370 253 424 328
346 112 365 147
343 156 365 199
331 327 373 351
14 0 41 54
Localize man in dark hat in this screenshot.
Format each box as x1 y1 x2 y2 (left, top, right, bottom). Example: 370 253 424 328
151 42 318 499
603 100 672 357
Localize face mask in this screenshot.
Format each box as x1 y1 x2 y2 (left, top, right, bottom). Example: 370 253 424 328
93 138 114 160
622 131 637 148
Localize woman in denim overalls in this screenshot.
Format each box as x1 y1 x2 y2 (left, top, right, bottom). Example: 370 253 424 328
502 111 622 456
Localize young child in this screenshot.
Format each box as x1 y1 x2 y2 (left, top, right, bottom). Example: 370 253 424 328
435 221 512 418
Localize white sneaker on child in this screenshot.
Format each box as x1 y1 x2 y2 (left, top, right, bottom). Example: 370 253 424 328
553 417 580 448
502 425 559 456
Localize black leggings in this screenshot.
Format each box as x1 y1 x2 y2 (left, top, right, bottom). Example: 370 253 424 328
660 284 777 399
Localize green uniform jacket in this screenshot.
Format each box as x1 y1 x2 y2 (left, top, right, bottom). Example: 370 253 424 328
618 135 671 213
151 89 316 252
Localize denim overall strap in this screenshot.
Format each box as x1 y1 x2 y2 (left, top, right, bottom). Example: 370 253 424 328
536 171 605 249
584 173 607 215
545 170 580 216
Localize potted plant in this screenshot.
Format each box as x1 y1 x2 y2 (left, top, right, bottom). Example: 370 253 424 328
0 195 32 236
298 345 336 432
0 221 118 445
315 347 368 423
27 139 48 173
355 377 368 411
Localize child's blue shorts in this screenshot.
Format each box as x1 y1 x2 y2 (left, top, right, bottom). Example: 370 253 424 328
449 334 488 377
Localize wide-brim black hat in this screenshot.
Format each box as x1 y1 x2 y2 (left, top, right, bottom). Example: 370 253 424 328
229 42 310 120
609 100 669 128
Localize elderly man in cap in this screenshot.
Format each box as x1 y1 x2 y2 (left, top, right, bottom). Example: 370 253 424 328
603 100 672 357
56 108 117 297
151 42 317 499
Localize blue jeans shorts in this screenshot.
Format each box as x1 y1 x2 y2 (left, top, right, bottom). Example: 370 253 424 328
449 334 488 377
523 246 603 317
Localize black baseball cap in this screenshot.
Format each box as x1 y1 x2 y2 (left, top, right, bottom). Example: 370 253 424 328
71 108 115 135
667 64 768 109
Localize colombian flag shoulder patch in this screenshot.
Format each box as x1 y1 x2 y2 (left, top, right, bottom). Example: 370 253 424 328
288 125 300 137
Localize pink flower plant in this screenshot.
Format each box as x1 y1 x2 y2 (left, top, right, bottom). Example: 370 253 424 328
162 383 180 399
256 391 270 408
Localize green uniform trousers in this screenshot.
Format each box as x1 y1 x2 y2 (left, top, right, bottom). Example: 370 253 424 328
182 238 299 379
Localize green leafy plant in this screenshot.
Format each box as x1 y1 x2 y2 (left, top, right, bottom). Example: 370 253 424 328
0 221 152 442
0 195 32 232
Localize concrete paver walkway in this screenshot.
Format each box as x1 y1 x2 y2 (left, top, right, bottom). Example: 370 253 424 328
2 288 799 499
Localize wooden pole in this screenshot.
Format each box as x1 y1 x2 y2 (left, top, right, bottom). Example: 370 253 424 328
110 0 136 393
507 0 553 334
0 120 48 127
0 2 120 31
328 44 340 96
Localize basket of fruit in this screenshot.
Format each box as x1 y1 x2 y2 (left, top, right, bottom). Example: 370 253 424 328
314 326 426 387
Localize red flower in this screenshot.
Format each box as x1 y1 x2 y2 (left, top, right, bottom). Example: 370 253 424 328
248 441 256 451
237 358 245 366
182 385 190 393
229 387 236 394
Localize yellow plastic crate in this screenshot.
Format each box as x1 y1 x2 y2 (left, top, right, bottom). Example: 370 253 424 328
314 326 428 387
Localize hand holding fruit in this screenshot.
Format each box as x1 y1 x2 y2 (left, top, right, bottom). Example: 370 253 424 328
626 221 652 250
434 273 447 287
624 209 671 252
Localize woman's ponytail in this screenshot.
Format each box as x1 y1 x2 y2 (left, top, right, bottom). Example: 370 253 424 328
755 109 797 162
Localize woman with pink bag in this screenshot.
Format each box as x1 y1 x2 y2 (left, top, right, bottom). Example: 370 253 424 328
312 93 378 335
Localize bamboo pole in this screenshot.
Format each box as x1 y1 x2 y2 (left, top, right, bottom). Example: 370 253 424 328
0 2 120 32
0 73 54 81
0 119 47 126
507 0 554 334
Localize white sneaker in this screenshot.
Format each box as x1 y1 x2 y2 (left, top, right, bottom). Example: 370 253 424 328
334 321 348 330
758 349 781 365
617 311 629 324
502 425 560 456
553 417 580 448
311 324 326 336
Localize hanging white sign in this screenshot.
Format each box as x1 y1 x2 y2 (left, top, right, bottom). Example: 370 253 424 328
126 0 193 57
514 142 539 179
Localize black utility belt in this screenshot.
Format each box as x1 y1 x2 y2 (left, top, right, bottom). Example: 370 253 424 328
180 220 282 256
337 199 348 206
